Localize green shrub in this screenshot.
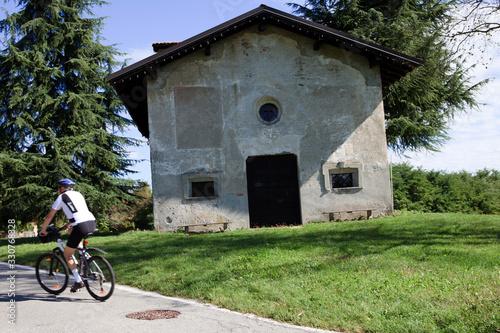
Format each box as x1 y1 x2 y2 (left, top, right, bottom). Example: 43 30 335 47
392 163 500 214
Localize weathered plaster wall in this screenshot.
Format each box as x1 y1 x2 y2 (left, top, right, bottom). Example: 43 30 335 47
147 25 393 232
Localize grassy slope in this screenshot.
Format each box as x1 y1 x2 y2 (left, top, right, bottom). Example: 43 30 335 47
2 212 500 333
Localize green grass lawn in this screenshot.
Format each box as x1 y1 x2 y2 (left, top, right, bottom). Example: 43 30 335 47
2 212 500 333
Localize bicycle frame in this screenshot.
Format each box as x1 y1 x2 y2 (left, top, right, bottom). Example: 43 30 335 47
52 238 108 276
51 239 66 257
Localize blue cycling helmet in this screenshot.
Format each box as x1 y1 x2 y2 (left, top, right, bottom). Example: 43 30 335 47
57 178 75 190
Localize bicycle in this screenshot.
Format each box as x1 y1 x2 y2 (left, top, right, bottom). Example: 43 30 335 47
35 225 115 301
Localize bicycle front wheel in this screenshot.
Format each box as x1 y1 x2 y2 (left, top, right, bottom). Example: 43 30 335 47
83 256 115 301
35 252 69 294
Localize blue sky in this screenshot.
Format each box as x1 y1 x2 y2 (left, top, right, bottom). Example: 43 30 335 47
2 1 499 185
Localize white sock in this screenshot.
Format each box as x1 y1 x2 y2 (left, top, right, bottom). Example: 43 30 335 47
72 269 82 283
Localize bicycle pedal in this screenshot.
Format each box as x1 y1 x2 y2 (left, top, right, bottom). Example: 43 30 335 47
70 282 84 292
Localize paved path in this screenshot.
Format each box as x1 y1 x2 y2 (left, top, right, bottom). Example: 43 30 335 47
1 262 339 333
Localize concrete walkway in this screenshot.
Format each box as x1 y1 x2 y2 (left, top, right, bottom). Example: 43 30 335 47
1 262 340 333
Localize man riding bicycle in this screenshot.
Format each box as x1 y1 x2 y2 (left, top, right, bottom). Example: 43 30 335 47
39 178 96 292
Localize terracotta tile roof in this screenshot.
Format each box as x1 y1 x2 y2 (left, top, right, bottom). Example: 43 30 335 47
152 42 181 52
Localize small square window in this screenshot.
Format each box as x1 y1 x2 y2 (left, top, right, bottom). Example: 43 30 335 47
182 172 221 200
191 181 215 197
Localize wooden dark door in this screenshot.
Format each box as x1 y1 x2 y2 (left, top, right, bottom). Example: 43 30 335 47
246 154 302 228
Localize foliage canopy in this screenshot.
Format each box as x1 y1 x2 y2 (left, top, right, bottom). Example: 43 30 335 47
0 0 140 229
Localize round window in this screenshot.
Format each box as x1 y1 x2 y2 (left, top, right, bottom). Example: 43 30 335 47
259 103 279 124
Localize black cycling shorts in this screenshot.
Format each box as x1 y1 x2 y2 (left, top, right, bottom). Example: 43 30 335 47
67 220 96 249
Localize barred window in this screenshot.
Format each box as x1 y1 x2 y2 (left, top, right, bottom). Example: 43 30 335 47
322 163 362 192
331 173 354 189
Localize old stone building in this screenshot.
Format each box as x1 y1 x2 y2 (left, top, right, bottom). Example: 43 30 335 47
108 5 422 232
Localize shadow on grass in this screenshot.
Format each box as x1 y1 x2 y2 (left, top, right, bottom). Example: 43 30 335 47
6 214 500 273
95 214 500 272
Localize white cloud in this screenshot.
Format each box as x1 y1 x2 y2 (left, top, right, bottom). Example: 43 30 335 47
125 142 151 184
117 47 155 66
390 75 500 173
122 122 151 184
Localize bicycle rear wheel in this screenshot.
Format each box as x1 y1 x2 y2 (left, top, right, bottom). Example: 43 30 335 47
83 256 115 301
35 252 69 294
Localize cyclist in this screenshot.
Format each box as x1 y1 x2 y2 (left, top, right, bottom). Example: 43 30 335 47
39 178 96 292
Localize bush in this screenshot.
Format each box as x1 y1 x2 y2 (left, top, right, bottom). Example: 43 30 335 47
392 163 500 214
102 182 154 231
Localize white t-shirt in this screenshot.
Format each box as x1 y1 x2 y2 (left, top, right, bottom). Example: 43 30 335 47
52 191 95 225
